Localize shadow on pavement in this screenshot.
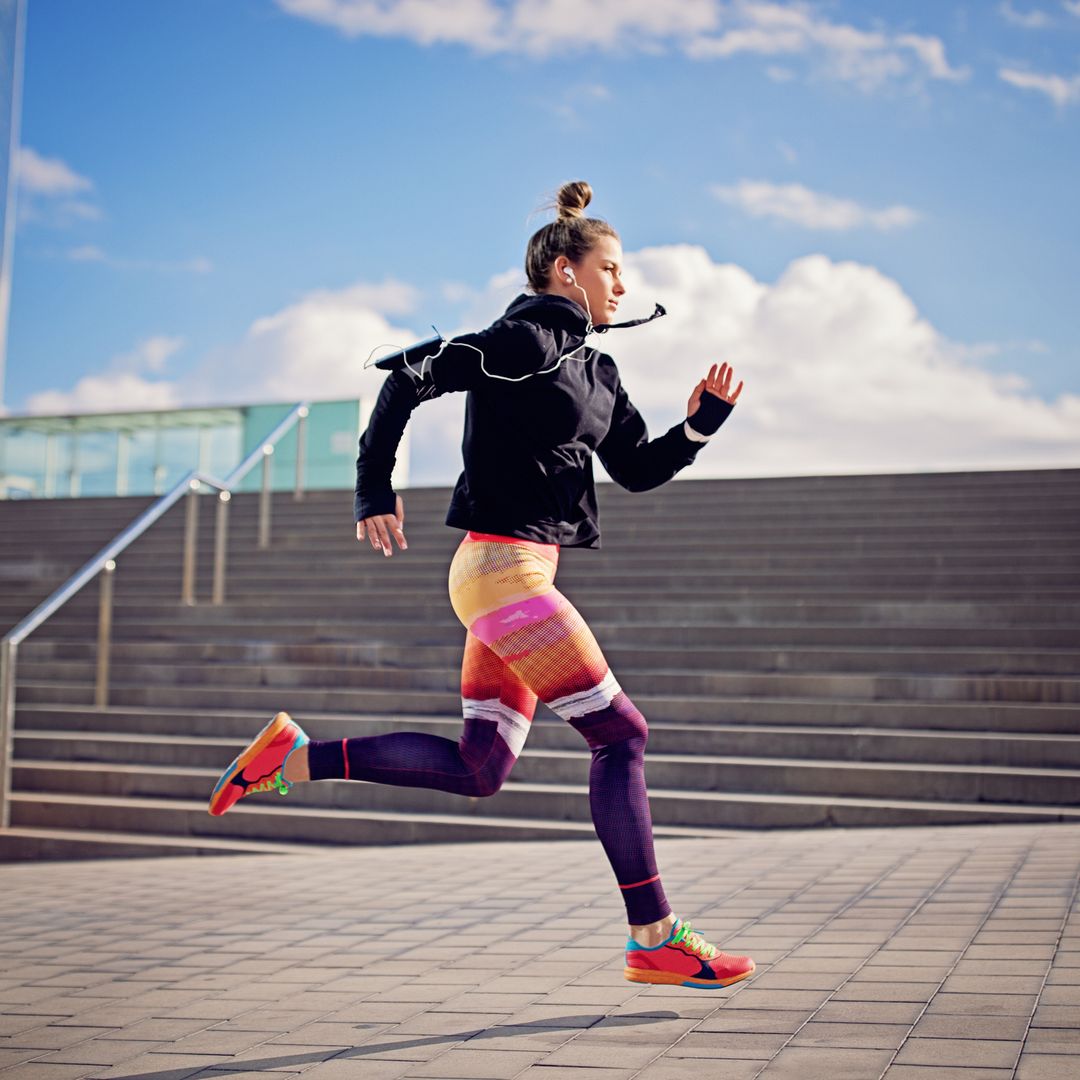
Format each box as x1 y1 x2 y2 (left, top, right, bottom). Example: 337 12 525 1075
104 1011 683 1079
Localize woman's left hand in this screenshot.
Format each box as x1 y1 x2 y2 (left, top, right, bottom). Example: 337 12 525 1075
687 362 743 418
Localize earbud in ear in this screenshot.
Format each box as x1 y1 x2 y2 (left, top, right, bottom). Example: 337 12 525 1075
564 268 575 283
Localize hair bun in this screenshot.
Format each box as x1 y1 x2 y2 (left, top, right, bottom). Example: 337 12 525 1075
556 180 592 220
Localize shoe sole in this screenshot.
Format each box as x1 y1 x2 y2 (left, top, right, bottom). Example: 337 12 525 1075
624 963 755 989
208 711 293 817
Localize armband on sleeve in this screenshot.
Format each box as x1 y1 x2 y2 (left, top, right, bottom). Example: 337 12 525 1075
686 391 734 438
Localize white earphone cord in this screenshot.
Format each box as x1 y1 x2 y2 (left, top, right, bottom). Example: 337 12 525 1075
363 273 595 385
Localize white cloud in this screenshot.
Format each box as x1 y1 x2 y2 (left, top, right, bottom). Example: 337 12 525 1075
16 148 92 197
25 372 181 416
184 279 422 405
22 336 186 415
711 180 919 231
26 253 1078 481
592 246 1080 478
999 67 1080 106
112 336 186 376
1065 1 1080 15
275 0 966 90
15 148 103 227
999 2 1053 27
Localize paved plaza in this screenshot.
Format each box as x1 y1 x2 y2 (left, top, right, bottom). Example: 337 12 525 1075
1 823 1079 1080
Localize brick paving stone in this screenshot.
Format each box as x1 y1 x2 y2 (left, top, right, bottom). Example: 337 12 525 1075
3 1066 106 1080
79 1051 230 1078
666 1031 789 1058
301 1059 416 1079
635 1060 763 1079
925 991 1039 1015
33 1037 166 1066
396 1046 545 1077
848 965 951 983
884 1068 1015 1079
789 1021 910 1048
942 974 1047 995
1032 1004 1080 1028
377 1012 506 1037
537 1040 667 1067
757 1044 895 1077
0 1046 43 1069
894 1036 1023 1068
832 982 935 1003
815 1001 926 1024
332 1035 471 1063
4 1025 116 1050
696 1009 814 1033
715 988 834 1010
909 1014 1030 1040
324 1003 430 1024
460 1023 576 1052
1017 1057 1080 1079
215 1009 331 1032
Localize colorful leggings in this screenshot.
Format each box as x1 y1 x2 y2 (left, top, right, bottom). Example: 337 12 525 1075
307 530 669 925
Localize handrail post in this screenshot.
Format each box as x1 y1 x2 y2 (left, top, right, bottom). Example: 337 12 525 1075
259 446 273 550
95 560 116 709
294 406 308 501
0 639 17 829
213 491 230 605
181 479 200 605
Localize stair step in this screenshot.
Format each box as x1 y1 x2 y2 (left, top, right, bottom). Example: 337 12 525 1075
0 826 332 861
16 714 1080 768
16 641 1080 677
6 791 729 844
10 786 1080 838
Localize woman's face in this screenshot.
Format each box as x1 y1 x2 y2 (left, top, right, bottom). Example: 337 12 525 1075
551 235 626 326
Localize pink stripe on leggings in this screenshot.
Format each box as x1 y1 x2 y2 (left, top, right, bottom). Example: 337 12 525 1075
470 591 565 646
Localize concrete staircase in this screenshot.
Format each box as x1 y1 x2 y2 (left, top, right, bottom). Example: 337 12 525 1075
2 468 1079 860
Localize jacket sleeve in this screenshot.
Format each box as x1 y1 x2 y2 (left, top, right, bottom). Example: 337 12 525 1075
355 317 574 521
597 374 732 493
354 343 472 522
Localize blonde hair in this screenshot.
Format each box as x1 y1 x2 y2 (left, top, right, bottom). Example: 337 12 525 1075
524 180 619 292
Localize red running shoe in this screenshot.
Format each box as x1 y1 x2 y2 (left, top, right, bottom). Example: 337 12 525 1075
625 918 755 989
208 712 309 817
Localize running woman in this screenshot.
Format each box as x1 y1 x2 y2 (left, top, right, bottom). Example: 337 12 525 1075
209 181 753 990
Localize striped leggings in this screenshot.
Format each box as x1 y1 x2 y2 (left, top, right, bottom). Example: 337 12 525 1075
308 531 669 925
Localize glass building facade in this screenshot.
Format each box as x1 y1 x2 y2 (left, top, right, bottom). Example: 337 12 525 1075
0 396 407 499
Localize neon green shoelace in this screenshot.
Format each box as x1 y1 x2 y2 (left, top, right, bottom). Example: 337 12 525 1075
247 770 291 797
672 921 718 960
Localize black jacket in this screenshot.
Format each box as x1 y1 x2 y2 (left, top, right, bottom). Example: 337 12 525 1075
354 292 732 548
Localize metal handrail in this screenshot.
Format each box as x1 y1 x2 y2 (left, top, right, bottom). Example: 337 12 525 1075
0 402 310 828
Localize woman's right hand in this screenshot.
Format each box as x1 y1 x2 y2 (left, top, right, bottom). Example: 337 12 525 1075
356 494 407 557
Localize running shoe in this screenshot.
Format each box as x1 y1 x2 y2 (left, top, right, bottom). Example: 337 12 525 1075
624 918 755 989
208 712 309 817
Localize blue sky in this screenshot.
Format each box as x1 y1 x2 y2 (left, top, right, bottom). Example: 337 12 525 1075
5 0 1079 479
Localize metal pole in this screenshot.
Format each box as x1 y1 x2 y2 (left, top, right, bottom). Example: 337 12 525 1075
181 479 200 605
259 446 273 550
116 430 130 497
0 638 16 829
213 491 230 605
44 432 56 498
294 407 308 501
95 560 116 709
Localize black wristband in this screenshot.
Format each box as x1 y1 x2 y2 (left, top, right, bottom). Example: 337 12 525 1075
686 390 733 437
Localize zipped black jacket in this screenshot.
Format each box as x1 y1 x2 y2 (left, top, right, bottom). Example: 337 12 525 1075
354 292 732 548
